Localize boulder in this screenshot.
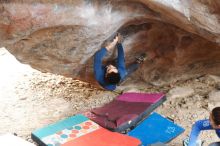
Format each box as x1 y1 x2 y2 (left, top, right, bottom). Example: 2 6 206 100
0 0 220 88
168 86 194 99
208 90 220 102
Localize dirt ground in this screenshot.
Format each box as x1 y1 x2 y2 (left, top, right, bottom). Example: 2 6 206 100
0 47 220 146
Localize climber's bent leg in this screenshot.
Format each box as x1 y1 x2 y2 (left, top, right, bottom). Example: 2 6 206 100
118 63 139 85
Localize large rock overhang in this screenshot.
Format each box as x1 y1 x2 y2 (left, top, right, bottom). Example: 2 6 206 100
0 0 220 87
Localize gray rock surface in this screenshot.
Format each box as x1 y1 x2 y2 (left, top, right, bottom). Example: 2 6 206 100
168 86 194 99
208 90 220 102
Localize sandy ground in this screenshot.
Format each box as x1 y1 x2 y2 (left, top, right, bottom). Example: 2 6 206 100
0 47 220 146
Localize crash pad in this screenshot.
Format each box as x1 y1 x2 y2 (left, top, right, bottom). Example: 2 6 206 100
128 112 184 146
84 92 166 132
31 114 141 146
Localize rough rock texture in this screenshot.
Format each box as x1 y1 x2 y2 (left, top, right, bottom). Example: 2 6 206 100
0 0 220 87
208 90 220 102
168 86 194 99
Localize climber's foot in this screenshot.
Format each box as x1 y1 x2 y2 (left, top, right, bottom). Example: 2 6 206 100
135 53 147 64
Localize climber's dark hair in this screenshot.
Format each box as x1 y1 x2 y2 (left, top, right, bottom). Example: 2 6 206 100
212 107 220 125
104 72 121 85
101 40 111 48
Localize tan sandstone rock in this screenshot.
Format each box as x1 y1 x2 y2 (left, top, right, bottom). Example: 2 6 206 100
0 0 220 88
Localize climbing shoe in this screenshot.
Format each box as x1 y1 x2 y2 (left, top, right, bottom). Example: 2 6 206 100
135 53 147 64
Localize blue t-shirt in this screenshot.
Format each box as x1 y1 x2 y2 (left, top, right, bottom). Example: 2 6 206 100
93 43 127 90
189 119 220 146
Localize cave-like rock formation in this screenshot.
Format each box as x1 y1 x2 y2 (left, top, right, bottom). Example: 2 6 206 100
0 0 220 87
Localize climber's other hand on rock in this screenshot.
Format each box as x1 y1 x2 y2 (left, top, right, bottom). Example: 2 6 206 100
106 36 118 51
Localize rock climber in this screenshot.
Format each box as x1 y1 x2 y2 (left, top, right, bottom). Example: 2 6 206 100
184 107 220 146
93 33 146 91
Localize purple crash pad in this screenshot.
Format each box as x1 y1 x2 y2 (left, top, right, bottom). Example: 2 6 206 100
117 93 164 103
84 92 166 132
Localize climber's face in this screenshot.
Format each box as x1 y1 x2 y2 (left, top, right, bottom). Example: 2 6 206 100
106 65 118 74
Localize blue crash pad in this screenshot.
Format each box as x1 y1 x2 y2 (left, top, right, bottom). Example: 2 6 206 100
128 112 184 146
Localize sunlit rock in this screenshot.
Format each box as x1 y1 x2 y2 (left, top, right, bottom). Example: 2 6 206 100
0 0 220 87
